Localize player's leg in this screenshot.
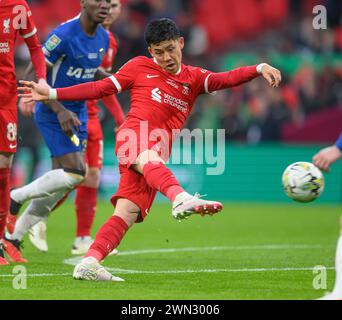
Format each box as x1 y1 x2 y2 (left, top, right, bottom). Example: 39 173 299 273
133 149 223 220
9 115 87 216
0 109 18 265
72 167 100 255
24 150 87 253
0 152 13 265
73 198 138 281
73 119 103 255
10 151 85 215
1 154 28 264
318 216 342 300
73 165 155 281
6 154 85 259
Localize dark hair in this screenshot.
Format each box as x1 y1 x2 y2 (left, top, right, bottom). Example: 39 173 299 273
144 18 180 46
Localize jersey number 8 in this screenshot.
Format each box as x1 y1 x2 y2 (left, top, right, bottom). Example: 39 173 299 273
7 122 17 142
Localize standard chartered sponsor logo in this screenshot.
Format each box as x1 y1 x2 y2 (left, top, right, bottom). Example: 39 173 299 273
0 42 9 53
163 93 188 113
151 88 162 103
151 88 188 113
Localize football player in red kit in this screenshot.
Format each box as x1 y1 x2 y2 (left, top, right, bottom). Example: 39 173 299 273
19 18 281 280
27 0 125 256
0 0 46 265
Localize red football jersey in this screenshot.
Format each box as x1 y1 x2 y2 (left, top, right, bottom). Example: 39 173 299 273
113 56 211 132
87 31 118 118
0 0 39 109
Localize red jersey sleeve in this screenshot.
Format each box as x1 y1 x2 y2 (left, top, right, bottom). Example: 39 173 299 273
193 65 260 96
18 1 46 80
18 1 37 40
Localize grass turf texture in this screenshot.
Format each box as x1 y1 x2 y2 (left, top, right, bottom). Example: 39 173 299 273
0 200 340 300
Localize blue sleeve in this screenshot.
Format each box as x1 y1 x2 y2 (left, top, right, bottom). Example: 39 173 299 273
42 27 67 65
336 132 342 151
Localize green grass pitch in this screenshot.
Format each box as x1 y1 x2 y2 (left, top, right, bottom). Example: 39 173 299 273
0 200 341 300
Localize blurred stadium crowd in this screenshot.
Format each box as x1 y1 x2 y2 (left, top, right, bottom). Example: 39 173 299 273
15 0 342 146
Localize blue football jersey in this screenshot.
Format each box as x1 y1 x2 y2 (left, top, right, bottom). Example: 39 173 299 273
336 132 342 151
36 16 109 119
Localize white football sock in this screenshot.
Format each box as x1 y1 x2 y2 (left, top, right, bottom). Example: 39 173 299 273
10 211 42 241
332 236 342 296
11 169 83 204
173 192 192 204
12 190 66 241
82 256 98 264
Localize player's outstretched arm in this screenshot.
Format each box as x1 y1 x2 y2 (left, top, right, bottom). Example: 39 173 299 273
206 63 281 93
18 76 118 102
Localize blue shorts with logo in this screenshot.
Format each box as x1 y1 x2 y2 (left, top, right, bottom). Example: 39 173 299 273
34 103 88 157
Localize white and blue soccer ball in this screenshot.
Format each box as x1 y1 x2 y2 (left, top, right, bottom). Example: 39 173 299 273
282 162 324 203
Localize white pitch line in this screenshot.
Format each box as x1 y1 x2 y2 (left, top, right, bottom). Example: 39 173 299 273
115 244 326 256
0 273 70 278
105 267 335 275
0 267 335 278
63 244 326 267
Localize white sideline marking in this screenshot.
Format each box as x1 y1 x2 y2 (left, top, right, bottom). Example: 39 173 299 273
105 267 335 275
0 267 334 278
116 244 325 256
0 273 70 278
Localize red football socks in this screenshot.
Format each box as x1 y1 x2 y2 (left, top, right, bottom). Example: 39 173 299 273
85 215 128 261
142 162 184 202
0 168 10 239
75 186 97 237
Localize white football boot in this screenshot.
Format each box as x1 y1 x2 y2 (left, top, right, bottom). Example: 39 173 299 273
172 192 223 221
72 236 118 256
28 220 48 252
73 258 124 282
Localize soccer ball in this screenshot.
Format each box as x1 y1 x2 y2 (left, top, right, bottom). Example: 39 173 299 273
282 162 324 203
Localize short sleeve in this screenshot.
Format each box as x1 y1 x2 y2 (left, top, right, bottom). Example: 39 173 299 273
42 29 66 66
110 57 142 92
18 1 37 39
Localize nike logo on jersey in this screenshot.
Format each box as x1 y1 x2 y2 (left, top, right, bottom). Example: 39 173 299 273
9 144 17 149
147 75 159 79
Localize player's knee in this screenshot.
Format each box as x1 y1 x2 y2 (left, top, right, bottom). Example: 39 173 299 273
63 169 86 188
135 150 165 174
0 153 13 168
115 211 139 228
114 199 140 227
